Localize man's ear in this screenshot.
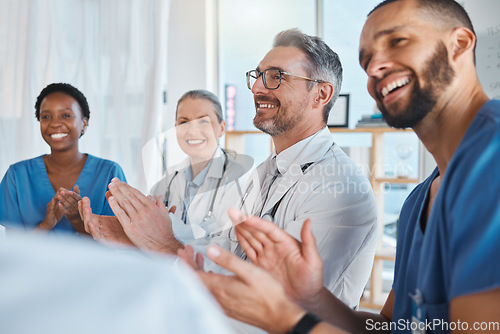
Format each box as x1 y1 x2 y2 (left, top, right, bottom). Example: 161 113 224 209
314 82 334 108
450 26 476 62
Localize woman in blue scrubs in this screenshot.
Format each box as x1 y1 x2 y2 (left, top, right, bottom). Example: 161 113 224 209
0 83 126 235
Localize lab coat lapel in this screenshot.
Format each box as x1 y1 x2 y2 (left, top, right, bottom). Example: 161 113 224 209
260 163 302 217
171 170 187 215
240 167 264 216
187 186 210 224
164 157 189 216
258 128 336 217
186 174 217 223
186 148 225 222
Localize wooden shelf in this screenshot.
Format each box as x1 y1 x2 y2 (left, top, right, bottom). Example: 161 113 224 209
225 130 272 153
329 126 412 134
374 177 418 184
375 247 396 261
225 130 265 135
360 290 390 310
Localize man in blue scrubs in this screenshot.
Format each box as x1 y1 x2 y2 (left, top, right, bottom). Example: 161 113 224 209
197 0 500 333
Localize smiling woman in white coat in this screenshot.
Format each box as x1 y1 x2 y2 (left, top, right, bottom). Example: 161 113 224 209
150 90 252 260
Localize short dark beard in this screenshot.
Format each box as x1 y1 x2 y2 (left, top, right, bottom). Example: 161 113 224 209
378 42 455 129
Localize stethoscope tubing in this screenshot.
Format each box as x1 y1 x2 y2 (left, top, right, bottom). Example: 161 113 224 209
164 149 229 223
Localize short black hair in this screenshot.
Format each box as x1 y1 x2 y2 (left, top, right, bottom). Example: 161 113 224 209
368 0 476 61
369 0 474 31
34 83 90 121
368 0 399 15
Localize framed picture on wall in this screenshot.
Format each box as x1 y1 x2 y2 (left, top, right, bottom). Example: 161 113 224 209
327 93 349 128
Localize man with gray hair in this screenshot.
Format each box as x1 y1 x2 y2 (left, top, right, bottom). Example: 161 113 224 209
86 28 378 313
228 28 379 310
199 1 500 333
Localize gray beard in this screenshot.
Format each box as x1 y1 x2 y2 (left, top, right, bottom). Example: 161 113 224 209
253 106 303 136
254 117 286 136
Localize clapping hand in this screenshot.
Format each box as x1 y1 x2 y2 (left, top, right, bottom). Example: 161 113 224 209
79 196 134 246
38 195 64 230
106 178 182 254
229 208 324 305
57 185 85 233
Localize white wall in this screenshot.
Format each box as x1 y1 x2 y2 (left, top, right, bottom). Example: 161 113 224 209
159 0 218 178
166 0 217 129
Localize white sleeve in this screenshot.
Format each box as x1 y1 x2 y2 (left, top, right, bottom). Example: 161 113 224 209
0 232 235 334
282 176 379 309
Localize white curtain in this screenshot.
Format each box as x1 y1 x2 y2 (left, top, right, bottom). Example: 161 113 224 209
0 0 170 192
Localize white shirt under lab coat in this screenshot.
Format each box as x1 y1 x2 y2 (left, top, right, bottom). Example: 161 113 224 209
0 231 235 334
150 147 252 266
231 127 379 309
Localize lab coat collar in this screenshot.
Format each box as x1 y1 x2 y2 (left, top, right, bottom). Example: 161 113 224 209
260 127 335 218
207 146 226 180
184 159 212 188
274 127 334 176
174 146 225 180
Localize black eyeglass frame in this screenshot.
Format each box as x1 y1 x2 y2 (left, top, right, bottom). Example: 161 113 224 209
246 69 327 90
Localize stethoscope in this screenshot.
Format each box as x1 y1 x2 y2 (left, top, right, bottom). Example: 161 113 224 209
228 181 289 244
227 142 335 245
164 149 229 224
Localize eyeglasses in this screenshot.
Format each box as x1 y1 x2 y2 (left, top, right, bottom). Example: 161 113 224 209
246 69 326 90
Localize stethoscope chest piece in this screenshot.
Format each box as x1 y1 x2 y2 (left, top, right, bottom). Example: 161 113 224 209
165 149 229 227
198 211 220 235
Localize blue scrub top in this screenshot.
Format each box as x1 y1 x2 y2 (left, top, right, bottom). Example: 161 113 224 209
392 100 500 333
0 154 126 234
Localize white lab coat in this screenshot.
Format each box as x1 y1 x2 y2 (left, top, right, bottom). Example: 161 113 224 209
150 147 252 267
231 127 379 309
